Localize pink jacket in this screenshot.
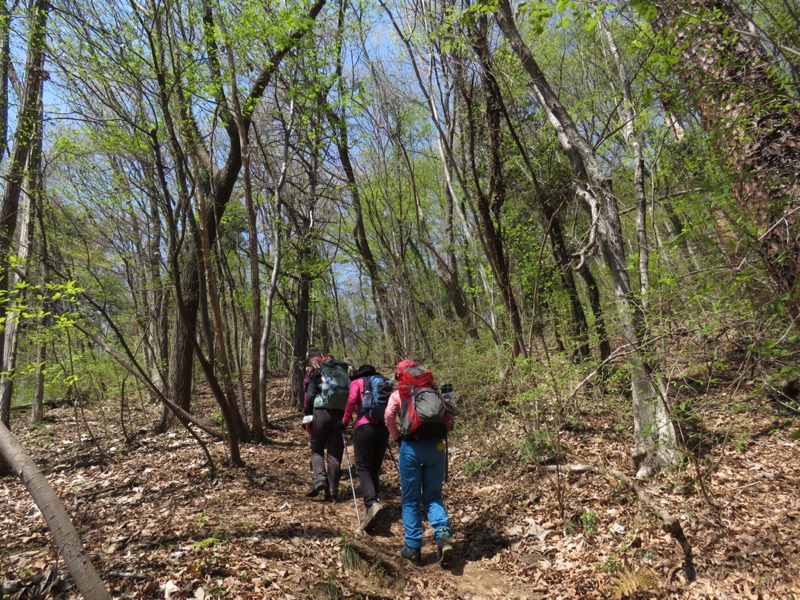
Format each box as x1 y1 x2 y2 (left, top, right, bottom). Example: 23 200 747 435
384 389 402 441
343 378 372 429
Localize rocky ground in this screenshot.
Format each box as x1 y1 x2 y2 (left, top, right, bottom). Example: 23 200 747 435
2 375 799 599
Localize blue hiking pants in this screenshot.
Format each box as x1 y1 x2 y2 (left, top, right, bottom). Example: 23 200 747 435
398 438 450 549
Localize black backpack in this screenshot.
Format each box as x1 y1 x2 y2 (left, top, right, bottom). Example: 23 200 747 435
360 374 393 423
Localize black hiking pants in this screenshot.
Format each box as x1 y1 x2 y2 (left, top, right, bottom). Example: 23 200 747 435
353 422 389 509
310 408 345 498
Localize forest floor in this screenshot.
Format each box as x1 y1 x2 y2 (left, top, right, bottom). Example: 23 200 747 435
2 374 800 599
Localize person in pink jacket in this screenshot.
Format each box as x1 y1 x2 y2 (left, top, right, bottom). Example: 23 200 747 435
341 364 392 532
385 359 453 567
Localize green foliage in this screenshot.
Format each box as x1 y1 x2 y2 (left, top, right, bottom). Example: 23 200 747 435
734 431 750 452
521 428 567 464
463 457 491 477
580 509 598 534
191 535 219 549
426 324 508 413
194 513 210 527
600 554 623 573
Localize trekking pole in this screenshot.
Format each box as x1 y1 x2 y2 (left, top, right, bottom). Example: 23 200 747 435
387 442 400 476
445 437 449 482
342 433 362 529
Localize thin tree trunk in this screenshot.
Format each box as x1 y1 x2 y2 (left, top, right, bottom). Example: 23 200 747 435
31 340 46 424
468 15 527 357
291 271 312 408
259 206 282 424
160 256 199 430
0 0 11 163
146 187 169 393
0 0 46 427
258 112 291 424
217 20 264 442
0 69 40 414
597 7 651 310
578 262 611 362
0 158 33 412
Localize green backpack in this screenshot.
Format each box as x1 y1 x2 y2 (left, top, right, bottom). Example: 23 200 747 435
314 358 350 410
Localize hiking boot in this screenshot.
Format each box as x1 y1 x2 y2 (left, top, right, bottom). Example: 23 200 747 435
400 545 421 565
305 480 326 498
436 534 453 567
324 491 338 503
362 502 384 533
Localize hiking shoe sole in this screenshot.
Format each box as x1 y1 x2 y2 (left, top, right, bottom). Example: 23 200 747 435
438 542 453 567
363 503 384 533
305 481 326 497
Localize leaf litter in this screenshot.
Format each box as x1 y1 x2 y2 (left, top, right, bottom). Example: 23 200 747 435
1 376 798 599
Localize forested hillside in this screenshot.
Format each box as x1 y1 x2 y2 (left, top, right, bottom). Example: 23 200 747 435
0 0 798 597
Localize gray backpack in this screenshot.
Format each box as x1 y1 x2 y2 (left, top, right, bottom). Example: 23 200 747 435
313 358 350 410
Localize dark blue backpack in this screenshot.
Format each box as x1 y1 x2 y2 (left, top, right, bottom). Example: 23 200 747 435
360 374 393 423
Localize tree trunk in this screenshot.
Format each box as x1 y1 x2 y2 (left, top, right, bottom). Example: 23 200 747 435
291 271 312 409
467 15 527 357
0 75 40 416
578 262 611 362
0 0 10 164
0 168 33 413
258 143 290 423
146 189 169 393
649 0 800 314
0 422 112 599
159 255 199 431
259 207 281 424
0 0 46 427
31 340 46 424
597 7 651 310
213 23 262 437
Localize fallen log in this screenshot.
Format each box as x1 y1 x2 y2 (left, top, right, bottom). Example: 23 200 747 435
10 399 71 412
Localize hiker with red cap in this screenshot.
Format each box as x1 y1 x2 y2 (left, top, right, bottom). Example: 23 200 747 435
385 359 454 567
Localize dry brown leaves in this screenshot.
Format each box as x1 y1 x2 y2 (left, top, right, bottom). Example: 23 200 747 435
1 378 799 599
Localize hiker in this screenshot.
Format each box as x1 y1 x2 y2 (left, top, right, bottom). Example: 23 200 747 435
385 359 454 567
303 352 351 501
341 364 393 532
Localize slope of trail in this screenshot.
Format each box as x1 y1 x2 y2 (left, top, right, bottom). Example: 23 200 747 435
2 376 799 598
